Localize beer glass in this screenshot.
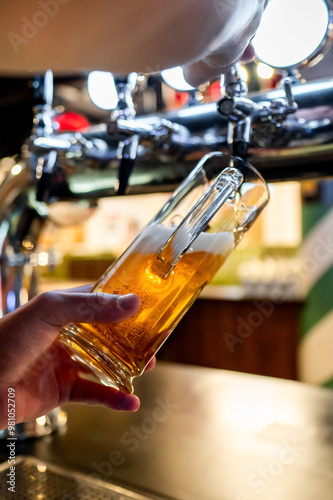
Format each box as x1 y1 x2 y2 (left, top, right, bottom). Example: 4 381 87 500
59 153 269 393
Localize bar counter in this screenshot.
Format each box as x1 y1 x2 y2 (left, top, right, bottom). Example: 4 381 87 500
3 362 333 499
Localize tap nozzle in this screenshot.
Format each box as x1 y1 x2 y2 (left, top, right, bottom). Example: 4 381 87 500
217 65 254 159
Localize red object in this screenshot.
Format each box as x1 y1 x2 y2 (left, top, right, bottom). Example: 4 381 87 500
53 111 90 132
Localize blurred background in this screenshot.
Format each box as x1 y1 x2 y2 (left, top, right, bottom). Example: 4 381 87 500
1 5 333 390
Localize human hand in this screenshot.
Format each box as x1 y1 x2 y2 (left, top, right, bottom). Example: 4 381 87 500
1 0 265 79
183 0 267 87
0 286 155 430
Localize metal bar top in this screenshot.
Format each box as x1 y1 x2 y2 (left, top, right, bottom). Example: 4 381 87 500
3 362 333 500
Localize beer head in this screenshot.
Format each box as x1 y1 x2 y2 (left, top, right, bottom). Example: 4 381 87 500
136 224 234 259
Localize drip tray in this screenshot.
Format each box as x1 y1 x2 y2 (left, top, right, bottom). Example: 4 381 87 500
0 456 162 500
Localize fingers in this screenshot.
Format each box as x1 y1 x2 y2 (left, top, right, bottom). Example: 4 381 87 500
183 43 256 87
145 357 156 372
0 290 141 386
30 290 141 327
69 378 140 411
241 44 255 62
183 59 221 88
51 283 95 294
183 0 267 87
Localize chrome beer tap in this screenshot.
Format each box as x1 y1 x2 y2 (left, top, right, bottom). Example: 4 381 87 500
217 64 298 161
0 72 67 439
0 70 57 318
26 69 58 202
107 73 190 194
25 71 191 198
107 74 141 195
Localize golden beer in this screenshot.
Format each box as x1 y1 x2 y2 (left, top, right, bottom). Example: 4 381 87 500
60 225 234 393
59 153 269 393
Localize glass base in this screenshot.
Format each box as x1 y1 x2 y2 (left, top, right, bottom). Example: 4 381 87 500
59 325 135 394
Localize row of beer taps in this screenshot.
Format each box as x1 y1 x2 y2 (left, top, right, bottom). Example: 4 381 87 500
25 65 299 203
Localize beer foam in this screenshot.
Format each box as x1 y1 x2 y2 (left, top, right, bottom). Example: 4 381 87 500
136 224 234 257
192 229 234 256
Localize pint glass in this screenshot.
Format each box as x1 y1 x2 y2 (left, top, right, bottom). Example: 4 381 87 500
59 153 269 393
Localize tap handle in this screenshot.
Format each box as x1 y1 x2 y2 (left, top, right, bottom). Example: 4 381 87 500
35 150 57 202
32 70 54 137
33 69 53 107
222 64 248 99
110 73 138 121
117 134 140 195
283 77 298 113
284 78 294 106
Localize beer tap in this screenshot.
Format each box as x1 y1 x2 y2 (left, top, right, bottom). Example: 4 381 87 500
26 70 59 202
217 64 298 161
106 73 190 194
107 74 140 195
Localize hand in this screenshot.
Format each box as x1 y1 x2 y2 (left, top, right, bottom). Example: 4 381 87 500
183 0 267 86
1 0 266 78
0 286 155 430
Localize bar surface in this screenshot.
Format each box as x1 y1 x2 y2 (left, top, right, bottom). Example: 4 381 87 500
2 361 333 499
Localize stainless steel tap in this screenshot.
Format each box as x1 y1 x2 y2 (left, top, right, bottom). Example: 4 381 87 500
22 75 333 206
217 64 298 160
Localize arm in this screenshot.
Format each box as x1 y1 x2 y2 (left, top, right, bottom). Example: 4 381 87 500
0 286 156 429
0 0 266 82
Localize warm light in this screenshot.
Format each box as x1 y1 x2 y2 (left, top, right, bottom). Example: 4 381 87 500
19 288 28 305
127 72 138 91
261 182 302 247
161 66 195 92
11 164 22 176
87 71 118 110
238 66 248 82
22 239 34 250
38 252 49 267
257 62 274 80
37 464 47 473
252 0 330 68
36 416 47 426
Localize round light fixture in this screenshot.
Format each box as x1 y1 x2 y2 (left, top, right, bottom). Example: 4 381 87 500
238 66 249 82
87 71 118 110
252 0 332 69
161 66 195 92
257 62 274 80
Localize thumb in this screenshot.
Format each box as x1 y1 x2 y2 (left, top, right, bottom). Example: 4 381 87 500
183 44 255 88
33 290 141 327
0 291 140 386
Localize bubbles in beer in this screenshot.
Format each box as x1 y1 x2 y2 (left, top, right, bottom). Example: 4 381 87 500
75 225 234 382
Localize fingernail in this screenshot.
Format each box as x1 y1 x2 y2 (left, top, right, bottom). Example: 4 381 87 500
115 394 140 411
119 294 140 310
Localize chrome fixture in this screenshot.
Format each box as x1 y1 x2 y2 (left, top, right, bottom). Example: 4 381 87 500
217 64 298 160
22 76 333 202
252 0 333 71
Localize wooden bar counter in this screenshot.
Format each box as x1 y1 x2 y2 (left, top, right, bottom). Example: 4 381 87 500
3 362 333 499
160 286 303 381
